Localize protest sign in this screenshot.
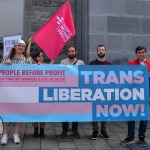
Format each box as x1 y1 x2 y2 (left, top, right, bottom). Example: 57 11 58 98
0 65 149 122
3 35 21 58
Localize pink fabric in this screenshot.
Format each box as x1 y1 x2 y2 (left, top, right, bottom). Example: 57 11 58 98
32 2 75 60
0 76 78 87
0 103 92 114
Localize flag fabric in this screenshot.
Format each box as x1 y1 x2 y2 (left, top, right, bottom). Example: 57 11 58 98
32 1 75 60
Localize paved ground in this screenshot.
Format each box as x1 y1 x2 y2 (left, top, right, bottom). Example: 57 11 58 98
0 122 150 150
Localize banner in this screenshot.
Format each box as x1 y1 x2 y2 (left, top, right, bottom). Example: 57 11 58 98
3 35 22 58
0 65 149 122
32 1 75 60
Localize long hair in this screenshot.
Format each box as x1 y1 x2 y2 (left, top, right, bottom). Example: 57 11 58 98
8 47 30 60
33 50 43 63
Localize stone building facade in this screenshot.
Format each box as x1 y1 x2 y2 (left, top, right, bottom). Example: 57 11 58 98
89 0 150 64
1 0 150 64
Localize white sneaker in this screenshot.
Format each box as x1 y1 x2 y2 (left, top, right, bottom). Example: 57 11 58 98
1 134 8 145
13 134 20 144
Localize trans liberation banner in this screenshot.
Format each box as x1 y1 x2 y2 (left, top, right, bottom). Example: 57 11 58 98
0 64 149 122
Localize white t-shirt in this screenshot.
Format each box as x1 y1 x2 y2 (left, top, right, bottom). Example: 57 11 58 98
140 59 146 65
60 58 84 65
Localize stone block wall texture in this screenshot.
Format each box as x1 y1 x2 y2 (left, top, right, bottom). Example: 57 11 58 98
89 0 150 64
24 0 75 63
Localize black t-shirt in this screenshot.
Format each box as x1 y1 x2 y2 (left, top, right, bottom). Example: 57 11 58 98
90 59 112 65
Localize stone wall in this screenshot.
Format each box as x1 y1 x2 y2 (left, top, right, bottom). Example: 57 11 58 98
24 0 75 63
89 0 150 64
2 0 149 64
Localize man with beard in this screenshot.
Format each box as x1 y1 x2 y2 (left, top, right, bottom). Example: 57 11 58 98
60 46 84 65
90 44 112 140
60 46 84 139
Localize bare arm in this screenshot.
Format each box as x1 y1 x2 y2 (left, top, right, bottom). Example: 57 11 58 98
26 38 32 55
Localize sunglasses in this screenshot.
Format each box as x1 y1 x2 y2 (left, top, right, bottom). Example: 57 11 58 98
38 55 44 57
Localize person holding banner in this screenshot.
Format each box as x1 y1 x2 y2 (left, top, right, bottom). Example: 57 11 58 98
1 39 32 145
31 50 54 138
60 46 84 139
32 50 46 138
120 46 150 147
90 44 112 140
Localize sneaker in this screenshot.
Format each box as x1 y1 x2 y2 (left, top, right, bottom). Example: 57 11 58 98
139 136 147 147
0 134 8 145
120 136 134 145
101 131 110 140
72 131 80 139
13 134 20 144
61 131 67 139
91 130 98 140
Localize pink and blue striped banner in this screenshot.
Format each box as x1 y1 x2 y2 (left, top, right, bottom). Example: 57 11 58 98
0 64 149 122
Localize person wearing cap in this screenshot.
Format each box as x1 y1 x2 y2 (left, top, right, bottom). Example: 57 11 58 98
1 39 32 145
2 39 32 64
120 46 150 147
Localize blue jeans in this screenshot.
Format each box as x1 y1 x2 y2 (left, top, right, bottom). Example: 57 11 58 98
128 121 148 138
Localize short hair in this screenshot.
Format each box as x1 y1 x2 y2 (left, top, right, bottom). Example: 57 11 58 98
97 44 106 51
67 46 77 52
135 46 146 53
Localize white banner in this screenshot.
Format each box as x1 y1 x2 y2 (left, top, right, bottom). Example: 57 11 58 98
3 35 21 58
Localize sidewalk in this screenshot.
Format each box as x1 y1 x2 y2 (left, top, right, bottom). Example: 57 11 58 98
0 122 150 150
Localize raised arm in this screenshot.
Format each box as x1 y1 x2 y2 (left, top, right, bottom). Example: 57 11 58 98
26 37 33 55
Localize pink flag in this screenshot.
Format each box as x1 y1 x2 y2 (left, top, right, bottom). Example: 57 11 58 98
32 1 75 60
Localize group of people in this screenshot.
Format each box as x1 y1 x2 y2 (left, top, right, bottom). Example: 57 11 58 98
0 39 149 147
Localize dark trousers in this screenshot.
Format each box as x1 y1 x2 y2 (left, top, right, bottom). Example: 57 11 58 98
128 121 148 138
92 121 107 132
62 122 78 132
